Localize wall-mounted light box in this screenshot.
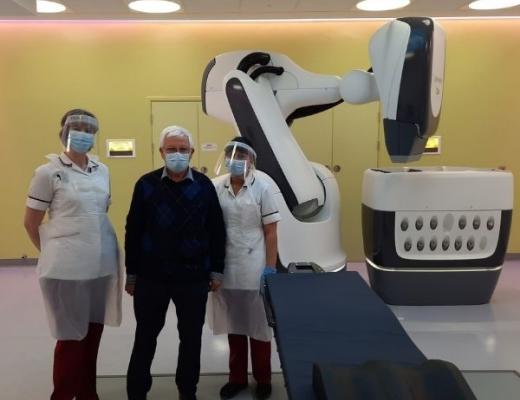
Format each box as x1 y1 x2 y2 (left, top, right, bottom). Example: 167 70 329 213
106 139 136 158
424 136 441 154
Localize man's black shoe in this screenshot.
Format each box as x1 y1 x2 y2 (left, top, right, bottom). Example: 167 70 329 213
178 392 197 400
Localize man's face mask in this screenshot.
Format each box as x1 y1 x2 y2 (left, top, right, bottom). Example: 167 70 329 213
165 152 190 173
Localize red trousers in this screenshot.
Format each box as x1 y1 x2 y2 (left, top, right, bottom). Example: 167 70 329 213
50 323 104 400
228 334 271 385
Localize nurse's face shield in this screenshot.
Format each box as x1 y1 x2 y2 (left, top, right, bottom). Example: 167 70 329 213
61 114 99 152
215 141 257 180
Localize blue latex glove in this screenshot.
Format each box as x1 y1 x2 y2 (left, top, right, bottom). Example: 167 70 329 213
262 266 277 277
260 267 276 295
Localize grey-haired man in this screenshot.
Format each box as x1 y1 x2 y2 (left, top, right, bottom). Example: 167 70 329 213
125 126 226 400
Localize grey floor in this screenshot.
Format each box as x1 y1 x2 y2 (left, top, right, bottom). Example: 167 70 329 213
98 373 288 400
2 262 520 399
97 371 520 400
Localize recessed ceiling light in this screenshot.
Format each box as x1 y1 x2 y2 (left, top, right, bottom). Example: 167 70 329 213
128 0 181 14
36 0 66 13
356 0 411 11
468 0 520 10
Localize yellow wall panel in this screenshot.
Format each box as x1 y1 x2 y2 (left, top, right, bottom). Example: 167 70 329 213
0 20 519 261
291 110 334 168
333 103 379 261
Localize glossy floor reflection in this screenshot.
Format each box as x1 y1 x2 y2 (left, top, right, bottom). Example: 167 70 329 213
1 261 519 399
96 371 520 400
98 373 287 400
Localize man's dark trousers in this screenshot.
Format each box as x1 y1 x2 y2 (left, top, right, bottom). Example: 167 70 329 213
127 277 209 399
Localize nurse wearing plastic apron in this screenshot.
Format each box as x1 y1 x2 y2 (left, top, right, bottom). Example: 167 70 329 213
23 109 122 400
210 137 281 400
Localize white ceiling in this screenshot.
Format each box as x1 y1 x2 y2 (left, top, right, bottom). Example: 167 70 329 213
2 0 520 20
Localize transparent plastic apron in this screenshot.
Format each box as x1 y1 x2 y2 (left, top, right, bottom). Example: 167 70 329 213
38 155 122 340
209 176 272 341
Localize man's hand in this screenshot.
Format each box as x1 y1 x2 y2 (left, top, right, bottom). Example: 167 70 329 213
125 283 136 296
209 278 222 292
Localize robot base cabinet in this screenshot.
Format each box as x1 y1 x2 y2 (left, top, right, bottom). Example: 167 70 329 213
366 261 502 305
361 167 514 306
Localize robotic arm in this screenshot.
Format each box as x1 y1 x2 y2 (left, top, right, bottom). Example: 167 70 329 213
202 17 445 270
343 17 445 162
203 50 342 218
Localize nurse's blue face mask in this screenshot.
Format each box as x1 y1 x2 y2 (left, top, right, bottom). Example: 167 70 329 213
62 114 99 153
225 159 247 177
68 130 95 154
165 152 190 173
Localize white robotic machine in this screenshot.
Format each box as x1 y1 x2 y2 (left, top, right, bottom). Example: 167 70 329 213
201 17 513 304
363 167 513 305
202 49 350 271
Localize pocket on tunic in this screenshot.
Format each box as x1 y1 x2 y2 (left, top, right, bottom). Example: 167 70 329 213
240 202 261 228
40 223 80 240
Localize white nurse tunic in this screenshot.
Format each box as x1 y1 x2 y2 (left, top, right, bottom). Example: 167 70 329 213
27 153 122 340
208 171 281 342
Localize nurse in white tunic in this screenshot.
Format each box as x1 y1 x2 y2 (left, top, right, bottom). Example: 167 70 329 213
210 137 281 400
23 109 122 400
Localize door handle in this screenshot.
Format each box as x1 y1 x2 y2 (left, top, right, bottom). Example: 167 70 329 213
200 166 208 174
333 165 341 173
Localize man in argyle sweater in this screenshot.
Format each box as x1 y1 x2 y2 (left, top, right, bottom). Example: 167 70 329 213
125 126 226 400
